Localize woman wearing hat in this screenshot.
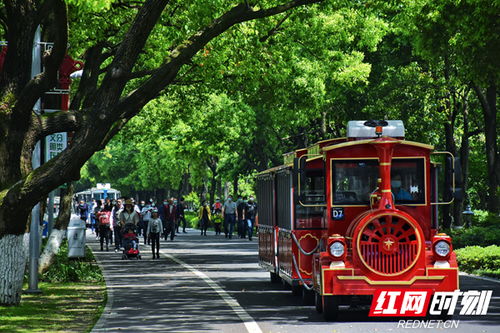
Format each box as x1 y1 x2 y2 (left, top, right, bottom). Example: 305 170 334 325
119 198 140 234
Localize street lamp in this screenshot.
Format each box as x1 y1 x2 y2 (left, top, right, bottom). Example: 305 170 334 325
463 205 474 228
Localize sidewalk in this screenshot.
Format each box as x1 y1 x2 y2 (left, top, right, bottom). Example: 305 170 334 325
88 228 242 333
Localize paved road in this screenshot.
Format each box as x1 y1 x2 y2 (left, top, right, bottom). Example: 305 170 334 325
88 229 500 333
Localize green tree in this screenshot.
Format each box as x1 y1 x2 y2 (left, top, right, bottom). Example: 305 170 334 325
0 0 323 305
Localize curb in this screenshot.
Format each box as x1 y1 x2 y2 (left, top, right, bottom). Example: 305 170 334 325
459 271 500 284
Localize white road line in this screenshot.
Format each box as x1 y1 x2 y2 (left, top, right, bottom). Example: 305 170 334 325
162 251 263 333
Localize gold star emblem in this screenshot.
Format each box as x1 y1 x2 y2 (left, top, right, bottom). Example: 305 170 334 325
384 238 394 250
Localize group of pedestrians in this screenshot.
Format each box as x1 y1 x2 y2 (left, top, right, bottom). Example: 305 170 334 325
78 194 258 258
78 197 187 259
205 195 258 240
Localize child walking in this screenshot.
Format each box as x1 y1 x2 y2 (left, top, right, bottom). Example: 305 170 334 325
147 209 163 259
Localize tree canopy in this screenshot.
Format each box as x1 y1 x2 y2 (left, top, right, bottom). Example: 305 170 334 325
0 0 497 306
79 0 498 216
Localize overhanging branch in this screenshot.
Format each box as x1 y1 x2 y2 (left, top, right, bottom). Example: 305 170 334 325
14 0 68 116
34 111 81 141
117 0 322 116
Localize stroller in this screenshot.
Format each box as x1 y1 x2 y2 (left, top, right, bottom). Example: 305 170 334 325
121 224 141 260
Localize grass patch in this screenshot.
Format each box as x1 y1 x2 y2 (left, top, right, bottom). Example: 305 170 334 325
1 242 106 332
41 241 103 283
0 281 106 333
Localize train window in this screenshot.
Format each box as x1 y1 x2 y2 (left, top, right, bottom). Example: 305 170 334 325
295 168 326 229
332 160 379 205
331 158 426 206
301 169 326 204
391 158 425 204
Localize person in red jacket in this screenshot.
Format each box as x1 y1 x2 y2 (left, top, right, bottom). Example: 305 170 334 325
160 198 177 241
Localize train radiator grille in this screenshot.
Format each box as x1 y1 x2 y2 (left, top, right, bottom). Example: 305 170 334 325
357 215 421 276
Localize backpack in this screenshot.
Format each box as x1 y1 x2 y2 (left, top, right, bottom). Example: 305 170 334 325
99 212 111 225
150 219 160 233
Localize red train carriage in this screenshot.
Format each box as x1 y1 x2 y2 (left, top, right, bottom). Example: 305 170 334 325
256 120 459 320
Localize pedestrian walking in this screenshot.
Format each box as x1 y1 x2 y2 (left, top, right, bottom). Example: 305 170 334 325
237 196 246 238
111 198 124 252
140 199 153 245
212 198 222 214
147 209 163 259
77 200 89 228
90 199 98 234
159 198 177 241
177 197 187 233
119 199 140 233
245 196 258 241
93 200 102 237
198 201 211 236
137 200 146 236
97 208 112 251
103 198 113 212
222 195 237 239
213 213 222 235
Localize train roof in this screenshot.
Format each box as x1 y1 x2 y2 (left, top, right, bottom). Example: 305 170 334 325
321 138 434 152
262 121 433 175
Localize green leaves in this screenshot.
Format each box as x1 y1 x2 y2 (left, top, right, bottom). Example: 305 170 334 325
73 0 494 211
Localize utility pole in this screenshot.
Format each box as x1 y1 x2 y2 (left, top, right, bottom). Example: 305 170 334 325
26 26 42 294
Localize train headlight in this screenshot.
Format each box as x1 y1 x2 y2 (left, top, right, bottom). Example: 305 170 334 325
434 240 450 258
432 234 452 260
329 241 345 258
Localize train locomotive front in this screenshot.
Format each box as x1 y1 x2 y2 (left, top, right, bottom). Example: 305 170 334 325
256 120 459 320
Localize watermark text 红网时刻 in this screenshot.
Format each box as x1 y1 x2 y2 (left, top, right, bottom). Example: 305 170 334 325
369 289 492 317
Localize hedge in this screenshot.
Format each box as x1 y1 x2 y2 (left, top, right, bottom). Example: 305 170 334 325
449 226 500 248
455 245 500 279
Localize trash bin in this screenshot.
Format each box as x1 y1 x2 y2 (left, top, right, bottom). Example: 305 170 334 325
67 217 86 258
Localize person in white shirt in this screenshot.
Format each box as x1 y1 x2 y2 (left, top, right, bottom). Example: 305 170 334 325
140 201 153 245
147 209 163 259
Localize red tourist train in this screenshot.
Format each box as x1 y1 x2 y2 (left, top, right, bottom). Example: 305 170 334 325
256 120 459 320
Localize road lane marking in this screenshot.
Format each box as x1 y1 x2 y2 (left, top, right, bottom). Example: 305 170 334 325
161 251 263 333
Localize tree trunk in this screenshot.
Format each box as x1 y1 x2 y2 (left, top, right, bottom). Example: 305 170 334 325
209 172 217 206
484 84 499 213
233 176 239 196
472 81 499 213
0 234 28 305
39 183 73 274
442 121 457 228
453 101 472 227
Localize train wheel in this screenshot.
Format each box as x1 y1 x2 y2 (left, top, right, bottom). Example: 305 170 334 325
270 272 280 283
302 287 315 305
322 296 340 321
315 292 323 313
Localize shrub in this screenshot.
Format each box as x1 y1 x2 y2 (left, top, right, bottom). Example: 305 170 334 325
448 226 500 248
41 240 104 283
184 191 200 210
455 245 500 278
185 211 199 229
471 210 500 227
